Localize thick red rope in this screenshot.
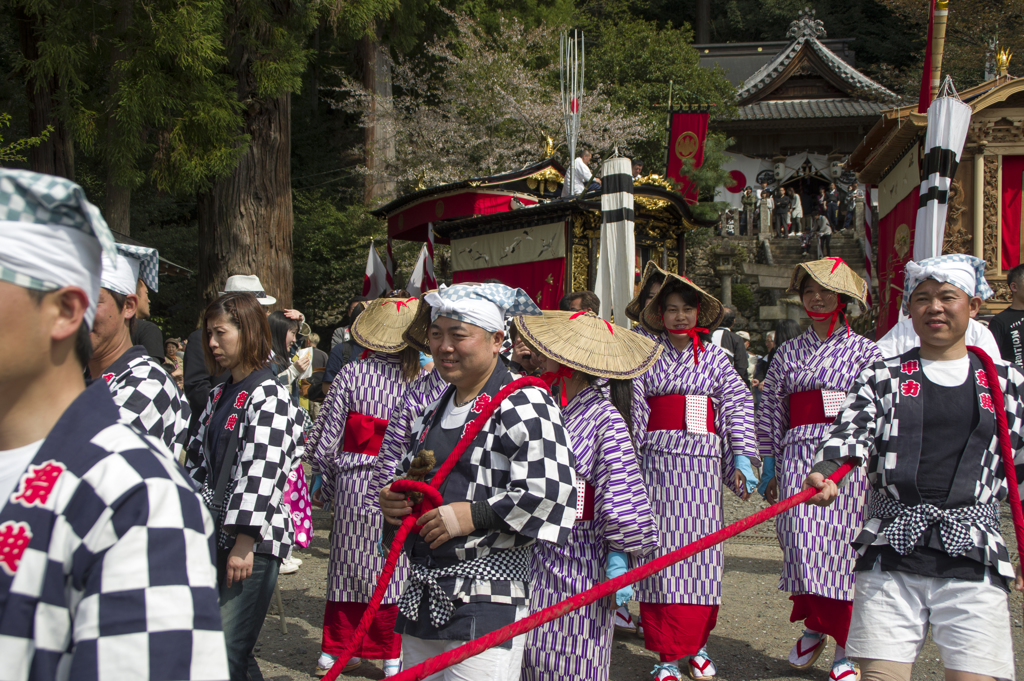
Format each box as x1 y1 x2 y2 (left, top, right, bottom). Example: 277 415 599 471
388 460 857 680
320 376 550 681
969 346 1024 616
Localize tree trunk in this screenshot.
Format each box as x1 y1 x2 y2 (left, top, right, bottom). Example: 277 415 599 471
361 30 395 204
16 10 74 179
197 92 294 309
696 0 710 43
103 0 133 235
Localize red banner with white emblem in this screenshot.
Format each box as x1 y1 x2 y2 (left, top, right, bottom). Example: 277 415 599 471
666 112 709 205
876 191 919 338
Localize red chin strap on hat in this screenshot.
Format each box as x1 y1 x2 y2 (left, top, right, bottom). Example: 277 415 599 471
662 312 709 365
540 365 574 407
804 307 849 338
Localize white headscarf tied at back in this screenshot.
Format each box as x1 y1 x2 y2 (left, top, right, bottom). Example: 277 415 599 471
100 243 159 296
902 254 993 315
424 283 542 333
0 169 116 326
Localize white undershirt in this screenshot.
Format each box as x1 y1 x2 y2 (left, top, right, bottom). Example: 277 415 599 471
0 440 44 507
921 356 970 387
441 396 474 429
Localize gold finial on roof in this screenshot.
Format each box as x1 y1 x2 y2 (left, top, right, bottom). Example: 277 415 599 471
998 48 1013 77
543 135 557 159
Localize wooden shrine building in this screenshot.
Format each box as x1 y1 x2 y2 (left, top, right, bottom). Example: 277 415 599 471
371 158 713 307
715 11 898 160
848 67 1024 325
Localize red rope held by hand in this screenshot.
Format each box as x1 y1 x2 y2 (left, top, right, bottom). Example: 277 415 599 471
320 376 551 681
969 346 1024 616
389 460 857 680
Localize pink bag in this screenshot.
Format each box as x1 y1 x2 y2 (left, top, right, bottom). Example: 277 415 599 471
284 465 313 548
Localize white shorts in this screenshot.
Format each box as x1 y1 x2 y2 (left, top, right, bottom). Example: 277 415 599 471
401 605 528 681
846 562 1015 681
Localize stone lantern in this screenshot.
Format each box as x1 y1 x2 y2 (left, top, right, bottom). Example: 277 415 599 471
713 243 736 307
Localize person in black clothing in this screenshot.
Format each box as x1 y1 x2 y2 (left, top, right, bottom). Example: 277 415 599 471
825 183 840 231
709 307 749 386
987 263 1024 370
558 290 600 313
773 189 791 238
321 299 367 394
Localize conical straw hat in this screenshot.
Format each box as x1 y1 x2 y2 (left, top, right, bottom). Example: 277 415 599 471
625 261 669 322
514 311 662 379
640 271 725 334
788 258 868 305
351 296 422 353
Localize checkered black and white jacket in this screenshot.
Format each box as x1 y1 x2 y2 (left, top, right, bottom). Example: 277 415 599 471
100 344 190 454
815 348 1024 581
0 380 227 681
394 363 576 606
185 369 306 560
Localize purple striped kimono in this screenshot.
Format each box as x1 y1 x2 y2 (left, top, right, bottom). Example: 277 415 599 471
756 327 882 600
632 338 757 605
307 353 411 604
523 385 658 681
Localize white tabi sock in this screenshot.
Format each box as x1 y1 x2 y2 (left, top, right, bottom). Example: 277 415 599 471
833 644 846 664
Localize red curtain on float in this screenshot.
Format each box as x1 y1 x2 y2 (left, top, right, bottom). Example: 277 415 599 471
666 112 709 205
876 192 919 338
453 258 565 310
1001 155 1024 271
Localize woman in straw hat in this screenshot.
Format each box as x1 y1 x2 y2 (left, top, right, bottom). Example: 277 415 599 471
632 272 759 681
306 291 424 678
626 261 669 340
515 311 661 681
755 259 881 681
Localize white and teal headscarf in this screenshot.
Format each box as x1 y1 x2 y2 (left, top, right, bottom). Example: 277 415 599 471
0 169 116 325
101 243 159 296
902 254 993 314
424 283 541 332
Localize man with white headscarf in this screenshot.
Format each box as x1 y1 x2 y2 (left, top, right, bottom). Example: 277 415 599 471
379 283 576 681
876 255 999 359
92 244 190 454
0 169 227 680
802 254 1023 681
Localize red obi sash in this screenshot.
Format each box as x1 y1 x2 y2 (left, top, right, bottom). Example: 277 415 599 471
646 395 716 434
788 389 848 429
342 412 389 456
575 479 595 522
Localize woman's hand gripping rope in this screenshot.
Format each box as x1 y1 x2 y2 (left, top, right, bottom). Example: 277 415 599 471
384 460 858 681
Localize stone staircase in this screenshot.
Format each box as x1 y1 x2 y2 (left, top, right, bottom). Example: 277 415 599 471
735 230 869 322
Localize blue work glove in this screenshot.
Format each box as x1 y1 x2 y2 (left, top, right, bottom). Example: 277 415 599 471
734 455 759 494
606 551 632 606
757 456 776 498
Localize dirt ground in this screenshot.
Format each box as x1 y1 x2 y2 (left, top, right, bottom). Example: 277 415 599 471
255 490 1023 680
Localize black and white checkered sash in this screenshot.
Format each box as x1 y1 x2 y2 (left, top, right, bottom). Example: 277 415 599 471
398 546 531 628
870 494 999 557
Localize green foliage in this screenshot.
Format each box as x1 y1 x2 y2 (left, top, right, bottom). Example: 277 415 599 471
292 190 420 326
682 131 734 221
6 0 248 195
0 112 51 164
732 282 754 314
